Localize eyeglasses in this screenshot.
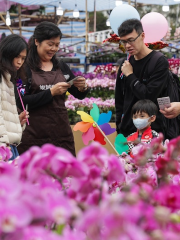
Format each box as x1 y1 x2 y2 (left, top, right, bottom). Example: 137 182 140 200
119 32 142 46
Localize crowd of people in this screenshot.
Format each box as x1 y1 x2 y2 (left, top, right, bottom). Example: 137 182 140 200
0 19 180 160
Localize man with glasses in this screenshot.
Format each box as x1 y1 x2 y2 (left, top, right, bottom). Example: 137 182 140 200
115 19 169 137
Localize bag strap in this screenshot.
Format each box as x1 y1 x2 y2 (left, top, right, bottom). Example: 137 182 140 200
147 51 164 77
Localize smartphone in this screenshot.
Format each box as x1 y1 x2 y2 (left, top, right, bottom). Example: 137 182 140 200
67 76 81 86
157 96 171 110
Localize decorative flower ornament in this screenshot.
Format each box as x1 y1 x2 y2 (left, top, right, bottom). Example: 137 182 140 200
103 33 120 44
145 41 168 50
103 33 126 53
16 79 26 96
103 34 168 52
16 78 29 125
73 103 116 145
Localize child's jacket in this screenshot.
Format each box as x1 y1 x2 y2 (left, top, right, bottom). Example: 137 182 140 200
127 126 159 151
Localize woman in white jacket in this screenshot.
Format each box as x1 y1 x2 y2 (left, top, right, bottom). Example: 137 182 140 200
0 34 29 160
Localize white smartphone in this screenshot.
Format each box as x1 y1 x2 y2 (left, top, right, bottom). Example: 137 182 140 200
157 96 171 110
67 76 81 86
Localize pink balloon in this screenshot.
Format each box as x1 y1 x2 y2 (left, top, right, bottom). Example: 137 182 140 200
141 12 168 43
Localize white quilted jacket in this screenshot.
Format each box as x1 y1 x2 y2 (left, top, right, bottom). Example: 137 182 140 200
0 73 22 145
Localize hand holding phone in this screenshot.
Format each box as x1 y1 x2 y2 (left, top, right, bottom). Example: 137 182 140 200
157 96 171 110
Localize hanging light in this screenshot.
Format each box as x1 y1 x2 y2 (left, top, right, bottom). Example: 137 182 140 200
162 0 169 12
115 0 123 6
106 18 110 26
56 2 63 16
162 5 169 12
73 4 79 18
6 10 11 26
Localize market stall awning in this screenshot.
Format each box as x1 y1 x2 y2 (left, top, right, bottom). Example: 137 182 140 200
4 0 180 11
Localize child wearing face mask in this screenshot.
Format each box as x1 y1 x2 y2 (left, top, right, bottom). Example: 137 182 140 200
127 99 159 151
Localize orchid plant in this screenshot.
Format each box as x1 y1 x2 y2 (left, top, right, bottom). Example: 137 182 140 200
1 133 180 239
65 95 115 124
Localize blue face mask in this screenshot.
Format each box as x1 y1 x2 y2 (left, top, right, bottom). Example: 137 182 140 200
133 117 151 130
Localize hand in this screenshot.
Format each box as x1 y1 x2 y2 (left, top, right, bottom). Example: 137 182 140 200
160 102 180 119
19 110 29 126
72 77 86 90
50 82 71 96
121 60 133 77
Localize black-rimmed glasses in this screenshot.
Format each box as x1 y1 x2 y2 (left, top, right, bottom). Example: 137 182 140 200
119 32 142 46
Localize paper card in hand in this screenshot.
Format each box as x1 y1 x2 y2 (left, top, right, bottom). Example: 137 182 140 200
67 76 81 86
157 97 171 110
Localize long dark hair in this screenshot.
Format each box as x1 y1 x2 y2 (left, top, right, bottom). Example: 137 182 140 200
27 21 62 71
0 34 28 81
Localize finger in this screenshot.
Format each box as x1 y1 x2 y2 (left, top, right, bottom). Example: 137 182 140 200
160 108 172 114
74 78 85 82
20 112 24 117
164 106 174 112
74 82 84 86
61 82 71 87
61 87 69 91
159 110 166 114
164 115 174 119
21 120 27 125
74 77 85 81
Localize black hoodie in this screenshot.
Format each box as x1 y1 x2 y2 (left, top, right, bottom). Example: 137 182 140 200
115 50 169 137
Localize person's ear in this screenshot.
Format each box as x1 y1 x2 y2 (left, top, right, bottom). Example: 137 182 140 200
150 115 156 123
142 32 145 41
35 39 39 47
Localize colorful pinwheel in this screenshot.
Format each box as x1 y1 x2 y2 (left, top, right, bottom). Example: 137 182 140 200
73 103 116 145
114 134 129 155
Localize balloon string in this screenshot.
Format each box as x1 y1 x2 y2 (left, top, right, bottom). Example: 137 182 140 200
95 122 119 155
17 88 29 125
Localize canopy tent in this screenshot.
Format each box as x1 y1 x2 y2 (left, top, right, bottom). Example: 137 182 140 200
1 0 180 12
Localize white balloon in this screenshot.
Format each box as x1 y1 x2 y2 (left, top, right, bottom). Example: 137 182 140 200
109 5 140 35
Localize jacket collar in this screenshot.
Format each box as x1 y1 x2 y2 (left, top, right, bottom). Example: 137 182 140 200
127 126 152 142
